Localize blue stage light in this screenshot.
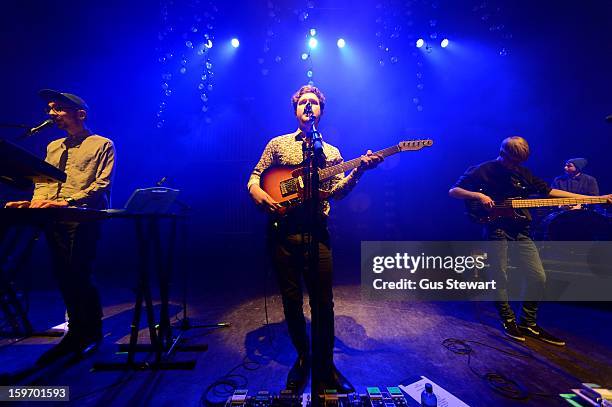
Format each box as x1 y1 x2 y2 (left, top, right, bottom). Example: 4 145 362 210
204 39 213 49
301 53 309 60
310 28 317 37
416 38 424 48
337 38 346 48
308 37 318 49
441 38 449 48
231 38 240 48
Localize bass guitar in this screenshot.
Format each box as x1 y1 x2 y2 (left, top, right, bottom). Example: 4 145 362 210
466 196 610 224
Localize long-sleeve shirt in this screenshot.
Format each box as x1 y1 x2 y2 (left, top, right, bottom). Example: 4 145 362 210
248 130 362 216
551 173 599 196
32 132 115 209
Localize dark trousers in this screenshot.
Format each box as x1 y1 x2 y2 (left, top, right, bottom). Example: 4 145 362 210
45 221 102 337
485 226 546 326
269 220 335 378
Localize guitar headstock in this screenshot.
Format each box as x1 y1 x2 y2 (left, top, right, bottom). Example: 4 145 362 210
398 139 434 151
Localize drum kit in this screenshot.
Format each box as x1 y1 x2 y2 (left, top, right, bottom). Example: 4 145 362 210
532 204 611 241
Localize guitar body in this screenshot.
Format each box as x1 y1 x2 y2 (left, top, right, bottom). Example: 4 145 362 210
466 202 529 224
260 165 305 215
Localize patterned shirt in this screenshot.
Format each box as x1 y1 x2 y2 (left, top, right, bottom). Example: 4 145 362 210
32 131 116 209
248 129 361 216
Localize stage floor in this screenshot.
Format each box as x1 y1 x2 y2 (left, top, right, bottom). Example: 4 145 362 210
0 284 610 406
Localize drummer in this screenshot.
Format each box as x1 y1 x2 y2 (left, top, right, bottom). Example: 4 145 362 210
552 158 599 210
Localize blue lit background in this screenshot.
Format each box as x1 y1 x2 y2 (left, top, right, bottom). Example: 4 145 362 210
1 0 611 286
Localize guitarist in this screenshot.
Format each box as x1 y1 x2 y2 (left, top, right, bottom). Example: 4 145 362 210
247 85 382 394
449 136 611 345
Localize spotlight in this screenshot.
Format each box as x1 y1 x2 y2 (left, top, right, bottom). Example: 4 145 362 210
308 37 318 49
309 28 317 37
440 38 449 48
231 38 240 48
416 38 424 48
204 39 213 49
301 53 309 60
337 38 346 48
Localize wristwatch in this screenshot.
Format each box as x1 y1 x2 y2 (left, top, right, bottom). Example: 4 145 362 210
65 197 76 207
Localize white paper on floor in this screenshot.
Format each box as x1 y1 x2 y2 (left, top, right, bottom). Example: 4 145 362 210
399 376 470 407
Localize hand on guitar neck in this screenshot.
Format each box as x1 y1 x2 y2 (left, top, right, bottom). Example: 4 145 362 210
355 149 384 174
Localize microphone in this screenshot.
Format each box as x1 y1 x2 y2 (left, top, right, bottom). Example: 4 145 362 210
304 101 313 117
25 119 54 137
606 115 612 123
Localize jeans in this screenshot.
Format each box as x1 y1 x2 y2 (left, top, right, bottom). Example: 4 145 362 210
45 221 102 337
268 219 335 378
485 226 546 326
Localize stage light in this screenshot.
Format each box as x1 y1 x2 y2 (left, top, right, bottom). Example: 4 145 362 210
231 38 240 48
441 38 449 48
310 28 317 37
301 53 309 60
416 38 424 48
204 39 213 48
337 38 346 48
308 37 318 49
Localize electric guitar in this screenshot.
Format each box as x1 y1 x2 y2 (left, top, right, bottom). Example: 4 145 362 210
466 196 610 224
260 139 434 216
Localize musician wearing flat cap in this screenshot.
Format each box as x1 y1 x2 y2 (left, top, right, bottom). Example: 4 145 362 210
6 89 115 364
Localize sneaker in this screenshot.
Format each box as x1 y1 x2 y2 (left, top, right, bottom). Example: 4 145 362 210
518 324 566 346
502 320 525 341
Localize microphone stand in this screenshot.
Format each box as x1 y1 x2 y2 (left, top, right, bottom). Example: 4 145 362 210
302 107 324 406
154 177 229 340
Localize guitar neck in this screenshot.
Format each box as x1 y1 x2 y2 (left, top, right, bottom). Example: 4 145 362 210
505 197 607 209
318 145 400 181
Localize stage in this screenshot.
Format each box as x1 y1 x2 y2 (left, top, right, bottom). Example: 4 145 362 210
1 281 610 406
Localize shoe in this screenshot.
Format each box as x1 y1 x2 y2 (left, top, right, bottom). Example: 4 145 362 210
286 354 310 394
502 320 525 342
36 332 80 366
518 324 566 346
317 365 355 395
329 365 355 394
36 331 102 366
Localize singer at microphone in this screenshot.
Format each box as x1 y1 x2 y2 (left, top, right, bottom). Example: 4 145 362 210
4 89 116 365
247 85 383 395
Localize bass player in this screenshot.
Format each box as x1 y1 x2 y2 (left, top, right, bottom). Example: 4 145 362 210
449 136 611 345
